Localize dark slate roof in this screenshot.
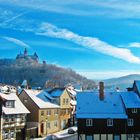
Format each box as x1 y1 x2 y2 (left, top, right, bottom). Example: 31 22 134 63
36 91 54 102
49 88 65 97
121 91 140 108
76 91 127 119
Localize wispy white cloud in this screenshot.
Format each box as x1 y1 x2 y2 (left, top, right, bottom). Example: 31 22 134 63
128 42 140 48
1 12 27 25
34 22 140 64
1 0 140 18
2 36 30 48
0 0 91 16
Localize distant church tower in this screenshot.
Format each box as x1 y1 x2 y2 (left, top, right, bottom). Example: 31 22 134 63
34 52 39 62
34 52 38 58
24 48 28 56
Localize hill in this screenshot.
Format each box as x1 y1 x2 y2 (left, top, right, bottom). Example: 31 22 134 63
103 74 140 90
0 58 96 89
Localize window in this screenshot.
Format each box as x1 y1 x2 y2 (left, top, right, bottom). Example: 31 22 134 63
47 122 50 128
132 108 137 113
21 115 25 121
86 119 93 127
127 119 133 126
63 98 65 105
10 131 15 138
5 101 15 108
114 135 120 140
16 114 21 118
41 111 44 116
107 119 113 126
86 135 93 140
54 121 58 127
66 98 69 105
11 116 15 122
127 134 134 138
4 116 9 122
54 109 58 115
47 110 51 116
4 132 8 139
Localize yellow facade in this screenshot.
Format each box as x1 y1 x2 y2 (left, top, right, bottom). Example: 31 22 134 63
19 90 60 136
59 90 71 129
19 89 73 136
38 109 60 135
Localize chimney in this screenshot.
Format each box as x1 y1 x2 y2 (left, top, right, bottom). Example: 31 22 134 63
99 82 104 100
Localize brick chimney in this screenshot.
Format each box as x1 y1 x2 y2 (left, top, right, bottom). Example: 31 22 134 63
99 82 104 100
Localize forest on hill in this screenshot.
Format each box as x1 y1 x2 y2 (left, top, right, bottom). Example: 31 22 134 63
0 58 96 89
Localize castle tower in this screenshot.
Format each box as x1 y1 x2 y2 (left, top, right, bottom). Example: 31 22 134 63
24 48 28 56
34 52 39 62
34 52 38 58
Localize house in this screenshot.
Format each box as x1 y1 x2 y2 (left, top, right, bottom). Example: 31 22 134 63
121 91 140 134
48 87 74 129
65 85 77 126
31 86 77 129
0 90 30 140
19 89 60 136
77 82 140 140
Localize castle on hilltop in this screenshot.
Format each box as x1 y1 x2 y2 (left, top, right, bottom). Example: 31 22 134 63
16 48 39 62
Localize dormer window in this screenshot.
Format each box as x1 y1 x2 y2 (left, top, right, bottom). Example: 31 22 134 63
128 119 134 126
132 108 137 113
63 98 65 105
5 100 15 108
107 119 113 127
86 119 93 127
66 98 69 105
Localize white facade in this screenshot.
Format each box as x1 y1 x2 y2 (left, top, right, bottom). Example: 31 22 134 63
0 90 30 140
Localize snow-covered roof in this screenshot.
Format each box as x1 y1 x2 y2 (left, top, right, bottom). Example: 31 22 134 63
0 93 16 100
28 89 41 95
77 92 127 119
36 91 54 102
121 91 140 108
24 89 60 109
50 89 64 97
70 100 77 106
0 92 30 115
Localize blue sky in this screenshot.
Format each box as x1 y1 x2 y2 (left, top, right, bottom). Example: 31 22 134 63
1 0 140 79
